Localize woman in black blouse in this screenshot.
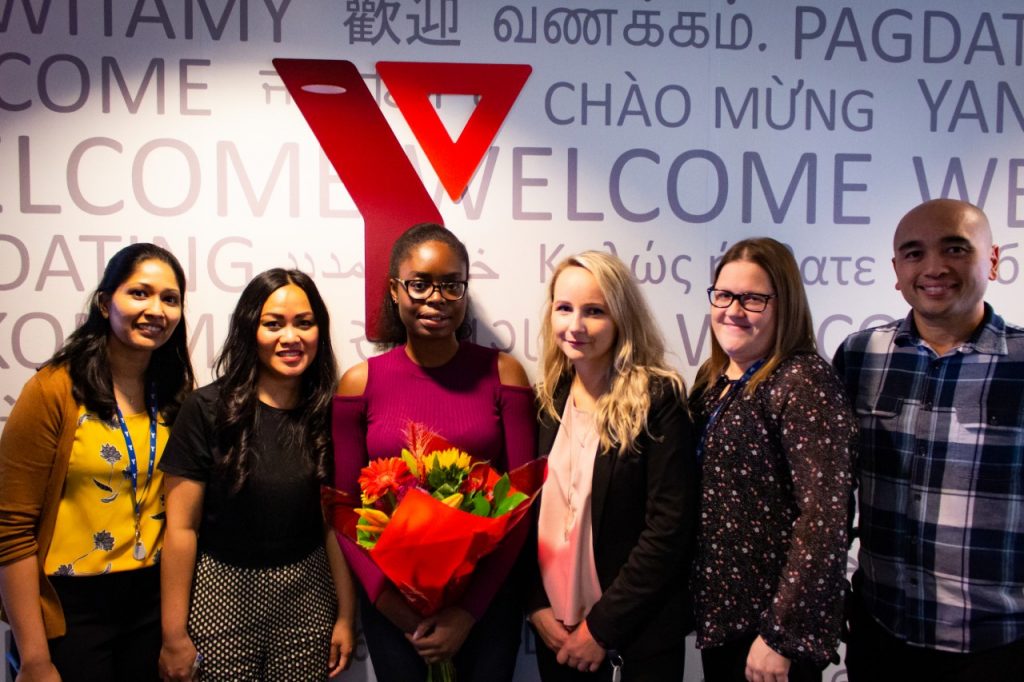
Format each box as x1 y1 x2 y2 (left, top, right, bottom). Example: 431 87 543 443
158 269 355 681
690 238 856 682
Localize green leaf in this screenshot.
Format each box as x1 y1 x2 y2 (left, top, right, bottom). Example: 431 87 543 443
400 449 420 478
427 483 443 500
467 493 491 517
491 473 511 509
494 491 528 517
356 529 378 550
426 459 445 489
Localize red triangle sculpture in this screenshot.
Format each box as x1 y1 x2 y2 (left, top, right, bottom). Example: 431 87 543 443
377 62 532 201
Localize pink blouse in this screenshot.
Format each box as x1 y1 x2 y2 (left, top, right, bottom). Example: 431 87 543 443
537 399 602 627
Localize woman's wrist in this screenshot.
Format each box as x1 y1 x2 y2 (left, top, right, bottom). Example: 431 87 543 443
161 627 191 645
18 647 54 668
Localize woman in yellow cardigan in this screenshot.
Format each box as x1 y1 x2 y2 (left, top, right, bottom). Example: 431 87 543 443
0 243 193 682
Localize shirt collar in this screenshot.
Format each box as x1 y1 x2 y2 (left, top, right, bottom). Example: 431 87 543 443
893 302 1007 356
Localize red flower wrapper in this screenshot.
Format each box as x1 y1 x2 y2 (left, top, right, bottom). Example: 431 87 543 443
322 423 546 616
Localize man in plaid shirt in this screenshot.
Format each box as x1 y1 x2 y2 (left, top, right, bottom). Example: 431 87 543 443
834 198 1024 681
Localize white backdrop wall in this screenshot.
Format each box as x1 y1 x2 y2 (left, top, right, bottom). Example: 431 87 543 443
2 1 1022 680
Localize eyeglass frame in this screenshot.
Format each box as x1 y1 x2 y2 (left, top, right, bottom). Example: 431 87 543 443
706 287 777 313
392 278 469 302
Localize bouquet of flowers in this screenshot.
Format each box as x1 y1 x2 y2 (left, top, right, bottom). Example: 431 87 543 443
322 422 545 680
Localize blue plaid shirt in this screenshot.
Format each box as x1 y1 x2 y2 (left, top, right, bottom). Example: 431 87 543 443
834 304 1024 653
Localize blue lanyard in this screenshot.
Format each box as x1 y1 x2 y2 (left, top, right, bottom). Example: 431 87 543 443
697 359 766 461
115 384 157 560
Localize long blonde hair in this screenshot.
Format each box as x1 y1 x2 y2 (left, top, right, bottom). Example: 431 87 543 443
692 238 816 397
537 251 685 454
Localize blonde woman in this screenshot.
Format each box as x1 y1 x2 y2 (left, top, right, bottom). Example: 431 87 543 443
526 251 698 681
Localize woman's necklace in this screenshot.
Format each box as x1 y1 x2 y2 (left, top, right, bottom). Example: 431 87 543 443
565 403 576 541
563 399 593 542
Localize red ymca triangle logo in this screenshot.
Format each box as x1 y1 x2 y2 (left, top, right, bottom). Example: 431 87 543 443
377 62 531 201
272 58 531 339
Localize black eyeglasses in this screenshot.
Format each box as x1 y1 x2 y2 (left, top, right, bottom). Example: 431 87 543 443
707 287 776 313
394 279 468 302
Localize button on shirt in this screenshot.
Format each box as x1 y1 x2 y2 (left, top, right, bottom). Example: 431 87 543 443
834 304 1024 652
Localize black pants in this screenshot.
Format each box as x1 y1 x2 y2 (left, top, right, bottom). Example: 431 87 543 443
47 565 161 682
359 582 522 682
700 633 821 682
846 589 1024 682
533 632 685 682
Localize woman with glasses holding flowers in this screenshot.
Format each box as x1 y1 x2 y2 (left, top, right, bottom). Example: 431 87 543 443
0 243 193 681
690 238 856 682
158 269 355 681
332 223 536 681
527 251 698 681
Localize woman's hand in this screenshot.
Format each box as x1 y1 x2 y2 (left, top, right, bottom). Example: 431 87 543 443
158 633 199 682
555 619 606 673
745 635 791 682
529 607 571 653
0 559 61 682
328 615 355 677
15 658 61 682
406 606 475 664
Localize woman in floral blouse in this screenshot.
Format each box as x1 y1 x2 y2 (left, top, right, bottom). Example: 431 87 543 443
690 237 856 682
0 243 194 681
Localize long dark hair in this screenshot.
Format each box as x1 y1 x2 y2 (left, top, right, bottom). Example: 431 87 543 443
213 269 337 492
376 222 473 348
48 243 194 423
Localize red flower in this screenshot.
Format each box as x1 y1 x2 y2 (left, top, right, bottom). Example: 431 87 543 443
359 457 412 505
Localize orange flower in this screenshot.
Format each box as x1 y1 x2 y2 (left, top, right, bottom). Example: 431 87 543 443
359 457 412 504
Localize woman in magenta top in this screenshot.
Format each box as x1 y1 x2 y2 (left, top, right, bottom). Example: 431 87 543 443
332 223 537 681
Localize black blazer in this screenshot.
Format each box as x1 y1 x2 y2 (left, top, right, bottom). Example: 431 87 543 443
526 377 699 660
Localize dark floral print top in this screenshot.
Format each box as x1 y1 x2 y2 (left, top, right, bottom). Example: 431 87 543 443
689 352 857 666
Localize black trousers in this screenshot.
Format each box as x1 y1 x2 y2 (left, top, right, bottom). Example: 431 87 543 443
846 588 1024 682
700 633 822 682
359 581 522 682
47 565 161 682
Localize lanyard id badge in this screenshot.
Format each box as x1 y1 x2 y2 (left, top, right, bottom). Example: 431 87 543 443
115 384 158 562
696 359 766 461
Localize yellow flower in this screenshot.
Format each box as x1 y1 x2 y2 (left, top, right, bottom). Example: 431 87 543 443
439 492 464 509
355 507 391 528
422 447 471 472
354 507 391 535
